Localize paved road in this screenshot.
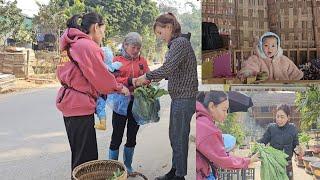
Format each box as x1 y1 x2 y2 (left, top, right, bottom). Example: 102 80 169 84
0 88 73 179
0 83 196 180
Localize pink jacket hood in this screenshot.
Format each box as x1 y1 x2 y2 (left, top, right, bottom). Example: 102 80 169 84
60 28 92 51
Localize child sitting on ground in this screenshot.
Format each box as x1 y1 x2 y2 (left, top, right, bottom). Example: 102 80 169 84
238 32 303 81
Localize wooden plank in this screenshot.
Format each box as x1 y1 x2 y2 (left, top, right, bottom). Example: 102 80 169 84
0 73 15 79
0 73 15 92
0 79 15 86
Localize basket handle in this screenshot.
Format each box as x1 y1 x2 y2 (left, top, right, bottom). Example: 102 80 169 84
128 172 148 180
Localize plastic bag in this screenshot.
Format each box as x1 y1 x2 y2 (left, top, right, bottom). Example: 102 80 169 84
132 97 161 125
106 93 131 116
207 172 216 180
131 85 168 125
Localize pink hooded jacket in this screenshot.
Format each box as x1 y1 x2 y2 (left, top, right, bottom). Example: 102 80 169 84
56 28 123 117
239 32 303 81
240 50 303 81
196 101 250 180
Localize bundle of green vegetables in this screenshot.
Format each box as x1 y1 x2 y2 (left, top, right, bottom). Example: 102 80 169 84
108 168 124 180
132 83 168 125
134 84 169 101
252 143 289 180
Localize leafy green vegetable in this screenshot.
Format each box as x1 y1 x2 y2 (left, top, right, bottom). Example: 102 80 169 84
252 143 289 180
134 85 169 100
132 84 168 125
108 168 124 180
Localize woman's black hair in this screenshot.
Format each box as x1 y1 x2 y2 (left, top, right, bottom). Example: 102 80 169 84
196 91 206 103
197 90 228 108
66 12 104 34
276 104 291 116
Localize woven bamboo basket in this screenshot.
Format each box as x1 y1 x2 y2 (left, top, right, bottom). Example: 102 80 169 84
72 160 127 180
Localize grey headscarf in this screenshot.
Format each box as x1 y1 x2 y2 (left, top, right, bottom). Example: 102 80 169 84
121 32 142 59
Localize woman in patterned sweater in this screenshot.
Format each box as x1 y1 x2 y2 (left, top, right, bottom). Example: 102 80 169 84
135 13 198 180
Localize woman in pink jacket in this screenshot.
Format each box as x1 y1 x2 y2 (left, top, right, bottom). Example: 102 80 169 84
196 91 259 180
56 12 129 171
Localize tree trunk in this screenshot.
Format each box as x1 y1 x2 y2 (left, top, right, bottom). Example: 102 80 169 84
2 37 6 51
57 29 60 54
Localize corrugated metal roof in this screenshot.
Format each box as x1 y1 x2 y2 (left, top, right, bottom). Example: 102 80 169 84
250 91 296 106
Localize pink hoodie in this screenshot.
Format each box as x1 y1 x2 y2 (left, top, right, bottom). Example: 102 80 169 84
238 38 303 81
56 28 123 117
196 101 250 180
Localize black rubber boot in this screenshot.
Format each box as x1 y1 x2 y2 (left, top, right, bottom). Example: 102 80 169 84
154 168 176 180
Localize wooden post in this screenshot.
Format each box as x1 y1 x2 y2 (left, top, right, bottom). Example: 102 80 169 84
297 48 300 65
241 50 244 64
311 0 320 58
235 0 240 49
26 50 29 79
234 50 237 73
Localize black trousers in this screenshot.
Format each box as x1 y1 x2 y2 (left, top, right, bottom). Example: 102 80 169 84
286 160 293 180
110 101 140 150
64 114 98 170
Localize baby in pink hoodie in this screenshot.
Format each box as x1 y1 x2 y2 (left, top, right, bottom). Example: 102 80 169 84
238 32 303 81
